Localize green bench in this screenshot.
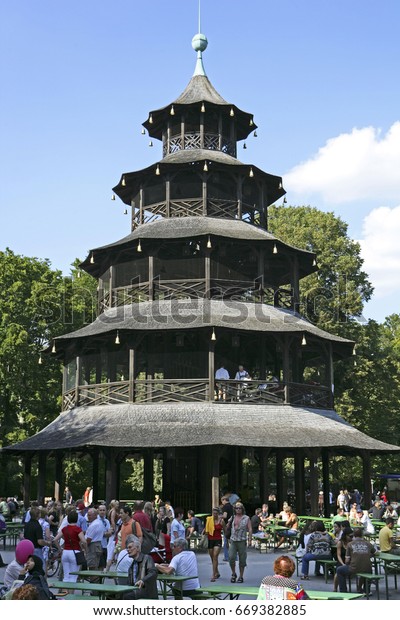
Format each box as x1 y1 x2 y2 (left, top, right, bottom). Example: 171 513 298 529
355 573 384 600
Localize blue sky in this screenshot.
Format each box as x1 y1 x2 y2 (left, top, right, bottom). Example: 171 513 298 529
1 0 400 322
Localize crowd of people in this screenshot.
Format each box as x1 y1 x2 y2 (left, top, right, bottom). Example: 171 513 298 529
0 485 399 600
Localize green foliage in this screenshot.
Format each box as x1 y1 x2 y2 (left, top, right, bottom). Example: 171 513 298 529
0 249 97 453
268 205 373 332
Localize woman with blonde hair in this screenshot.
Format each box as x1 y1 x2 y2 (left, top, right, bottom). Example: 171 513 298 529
229 502 252 583
204 508 225 581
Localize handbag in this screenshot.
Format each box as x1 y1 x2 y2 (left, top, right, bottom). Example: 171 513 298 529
74 549 85 565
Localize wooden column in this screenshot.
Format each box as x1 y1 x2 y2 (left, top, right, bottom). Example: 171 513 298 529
361 450 372 510
104 448 118 506
165 179 171 218
237 179 242 220
257 248 265 303
200 112 204 148
92 449 99 504
208 338 215 402
180 116 185 149
54 453 63 501
275 450 284 510
202 176 207 216
148 255 154 301
327 342 334 406
282 335 290 404
23 454 32 509
322 449 330 517
199 446 220 510
259 448 271 503
139 187 144 225
144 449 154 500
308 449 320 516
291 255 300 313
162 448 175 503
205 253 211 299
129 347 135 403
75 356 81 406
37 452 47 504
294 451 305 515
218 114 223 151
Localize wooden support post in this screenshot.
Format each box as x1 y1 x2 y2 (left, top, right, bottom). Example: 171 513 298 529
129 347 135 403
276 450 284 509
148 255 154 301
308 449 320 516
54 453 63 502
144 449 154 500
327 342 334 406
166 179 171 218
92 449 99 504
75 356 81 406
199 446 220 510
205 254 211 299
23 454 32 509
259 448 271 503
282 335 290 403
208 338 215 402
291 255 300 313
104 448 118 507
37 452 47 504
322 449 330 517
163 448 175 504
202 178 207 216
361 450 372 510
294 451 305 515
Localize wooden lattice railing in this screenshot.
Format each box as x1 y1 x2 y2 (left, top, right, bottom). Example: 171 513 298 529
163 133 235 157
62 380 333 411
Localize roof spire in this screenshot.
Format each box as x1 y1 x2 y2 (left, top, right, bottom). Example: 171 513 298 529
192 0 208 77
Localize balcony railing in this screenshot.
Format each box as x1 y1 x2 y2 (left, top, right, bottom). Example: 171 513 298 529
62 379 333 411
163 133 236 157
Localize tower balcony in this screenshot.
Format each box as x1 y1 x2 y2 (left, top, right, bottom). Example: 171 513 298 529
163 132 236 157
62 378 334 412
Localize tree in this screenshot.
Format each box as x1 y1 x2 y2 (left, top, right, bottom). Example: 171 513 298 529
0 249 97 448
268 205 373 333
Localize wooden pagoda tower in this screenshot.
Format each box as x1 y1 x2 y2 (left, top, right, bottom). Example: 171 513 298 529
5 32 399 514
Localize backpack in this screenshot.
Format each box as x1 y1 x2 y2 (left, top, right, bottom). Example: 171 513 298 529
132 520 157 554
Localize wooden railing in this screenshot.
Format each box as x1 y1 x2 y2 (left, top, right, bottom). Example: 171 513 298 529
62 379 333 411
163 133 236 157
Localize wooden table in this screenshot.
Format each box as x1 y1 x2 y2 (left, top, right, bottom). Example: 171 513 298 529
157 574 198 600
49 579 134 600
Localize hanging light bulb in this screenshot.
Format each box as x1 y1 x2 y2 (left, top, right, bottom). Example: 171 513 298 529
301 334 307 346
201 102 206 113
149 114 153 124
115 330 120 345
279 182 283 189
249 167 254 178
90 253 94 264
249 117 254 126
283 197 287 204
203 161 208 172
273 243 278 254
137 239 142 252
312 257 317 267
38 354 42 365
230 108 235 117
353 345 356 356
111 194 116 201
51 342 56 354
155 164 160 175
141 128 146 135
121 176 126 187
243 143 247 149
77 270 81 278
211 328 216 341
207 236 212 249
254 130 257 137
149 140 153 147
123 209 128 215
170 105 175 115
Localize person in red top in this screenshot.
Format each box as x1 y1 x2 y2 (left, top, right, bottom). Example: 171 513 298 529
204 508 226 581
54 510 87 582
133 501 153 532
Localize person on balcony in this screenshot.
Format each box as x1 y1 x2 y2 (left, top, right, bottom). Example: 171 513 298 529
234 365 251 401
215 364 230 400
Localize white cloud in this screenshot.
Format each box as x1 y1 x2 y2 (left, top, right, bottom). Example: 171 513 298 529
285 122 400 204
359 205 400 298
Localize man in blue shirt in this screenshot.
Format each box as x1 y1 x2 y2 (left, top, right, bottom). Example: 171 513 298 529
85 508 104 577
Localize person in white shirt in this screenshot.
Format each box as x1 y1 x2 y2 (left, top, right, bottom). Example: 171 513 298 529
155 538 200 597
85 508 104 575
215 365 230 400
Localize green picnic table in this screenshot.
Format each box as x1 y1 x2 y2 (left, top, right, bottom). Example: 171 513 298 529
306 590 364 600
49 579 134 600
157 574 198 599
71 570 128 582
195 584 259 599
376 552 400 599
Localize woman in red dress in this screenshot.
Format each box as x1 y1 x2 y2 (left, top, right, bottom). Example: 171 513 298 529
204 508 225 581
